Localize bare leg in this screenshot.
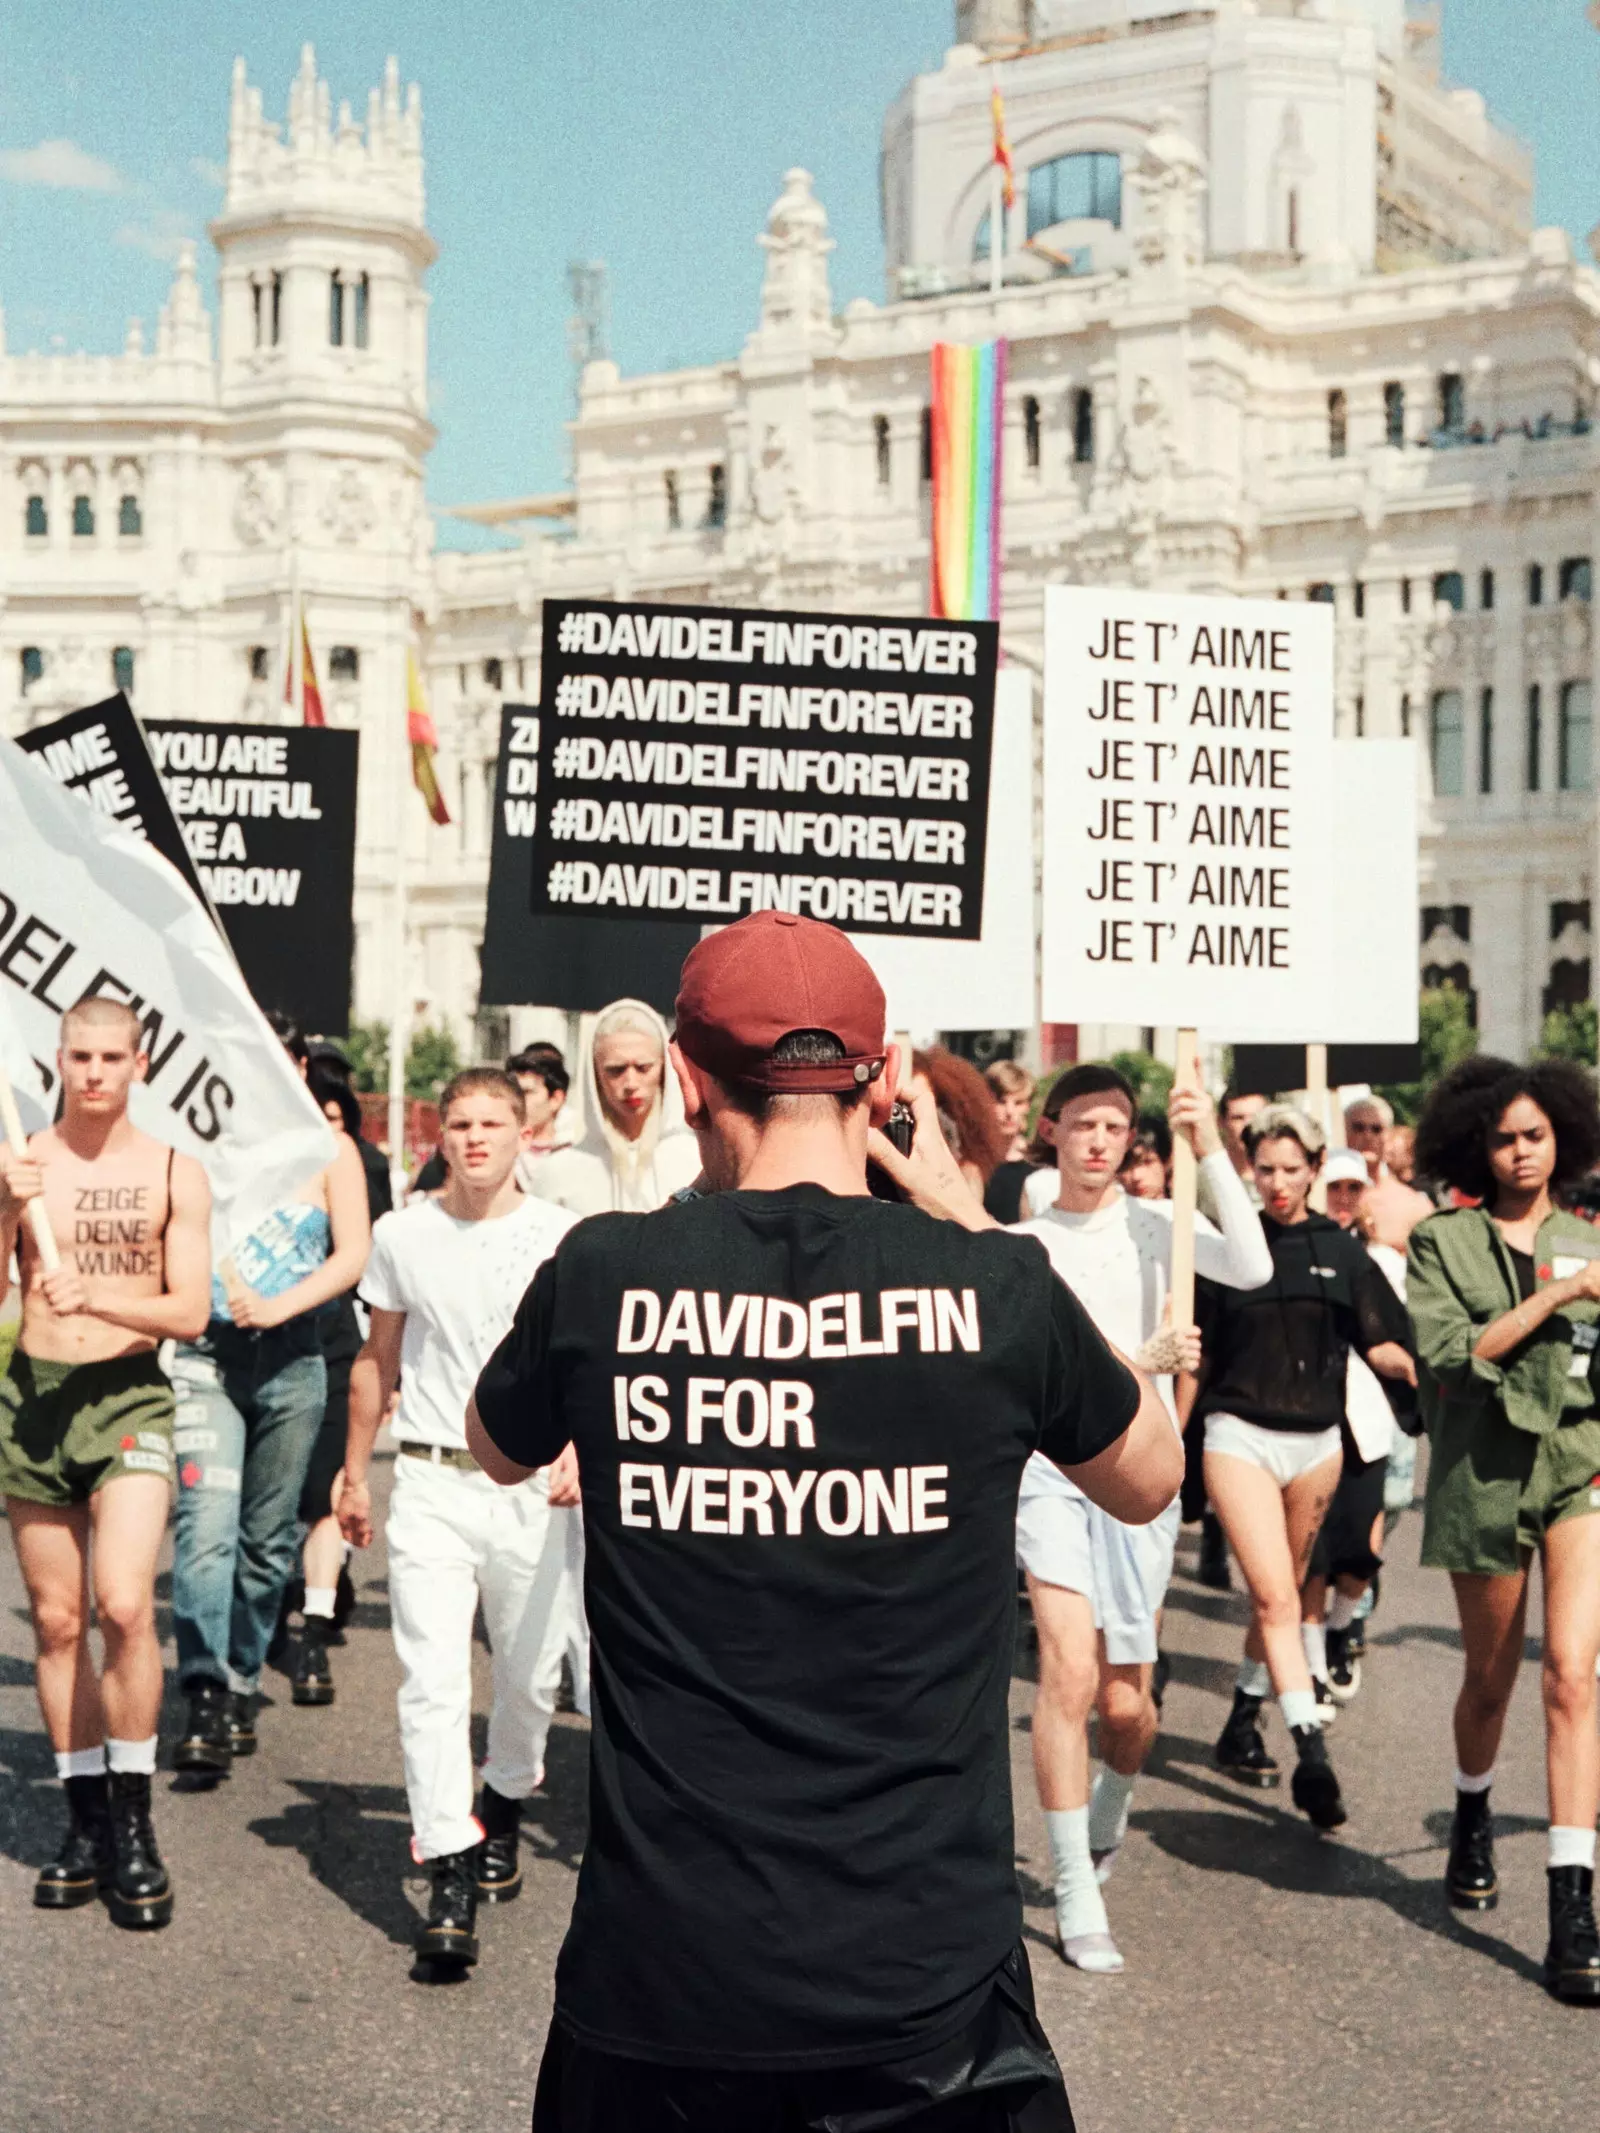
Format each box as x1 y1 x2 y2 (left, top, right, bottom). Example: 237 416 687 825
1450 1568 1530 1780
1300 1571 1328 1629
1097 1659 1157 1779
1206 1449 1340 1700
7 1500 99 1751
1540 1515 1600 1830
89 1476 171 1743
301 1512 344 1593
1027 1576 1099 1811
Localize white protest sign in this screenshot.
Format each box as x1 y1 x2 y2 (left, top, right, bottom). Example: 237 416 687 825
854 667 1034 1035
0 735 334 1265
0 984 52 1139
1041 587 1335 1037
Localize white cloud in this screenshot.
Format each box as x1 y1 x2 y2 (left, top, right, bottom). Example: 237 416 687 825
116 211 193 262
0 137 124 192
189 156 227 189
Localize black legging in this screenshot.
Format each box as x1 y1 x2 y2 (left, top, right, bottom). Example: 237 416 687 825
299 1295 361 1523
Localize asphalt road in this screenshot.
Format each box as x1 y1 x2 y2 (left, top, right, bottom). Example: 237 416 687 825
0 1449 1593 2133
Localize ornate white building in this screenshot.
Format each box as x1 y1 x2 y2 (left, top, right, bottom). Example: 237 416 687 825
4 10 1598 1060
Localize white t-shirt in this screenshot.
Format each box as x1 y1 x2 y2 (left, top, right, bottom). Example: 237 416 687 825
360 1194 579 1449
1011 1152 1272 1501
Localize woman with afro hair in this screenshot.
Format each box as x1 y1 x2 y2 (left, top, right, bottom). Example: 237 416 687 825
1409 1055 1600 2002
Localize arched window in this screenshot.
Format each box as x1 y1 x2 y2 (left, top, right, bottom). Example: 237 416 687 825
20 647 43 694
1026 152 1121 238
1023 395 1041 469
112 647 135 694
72 494 95 538
25 494 47 538
873 415 891 487
118 493 142 538
330 271 370 349
1560 682 1592 792
972 209 992 263
251 272 282 349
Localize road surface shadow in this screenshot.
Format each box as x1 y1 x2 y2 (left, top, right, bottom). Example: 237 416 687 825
248 1778 421 1947
0 1725 60 1868
1140 1732 1546 1986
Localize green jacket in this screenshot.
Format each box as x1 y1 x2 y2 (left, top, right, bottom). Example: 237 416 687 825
1407 1205 1600 1440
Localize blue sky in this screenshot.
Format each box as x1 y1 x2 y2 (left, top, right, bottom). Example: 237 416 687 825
0 2 1592 537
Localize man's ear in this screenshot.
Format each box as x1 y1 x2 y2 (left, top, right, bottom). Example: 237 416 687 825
550 1086 567 1113
1035 1112 1057 1149
867 1043 901 1129
133 1051 151 1084
669 1042 708 1130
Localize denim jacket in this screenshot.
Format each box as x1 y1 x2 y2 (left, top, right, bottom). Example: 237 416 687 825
1407 1205 1600 1440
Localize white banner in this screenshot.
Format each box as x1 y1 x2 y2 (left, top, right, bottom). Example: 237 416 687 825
854 666 1035 1037
1041 587 1336 1037
0 736 334 1264
0 984 52 1138
1320 739 1419 1044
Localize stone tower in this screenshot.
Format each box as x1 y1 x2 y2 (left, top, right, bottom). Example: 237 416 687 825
955 1 1034 52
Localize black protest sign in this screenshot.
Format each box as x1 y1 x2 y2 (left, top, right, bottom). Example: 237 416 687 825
143 721 360 1036
16 696 210 908
529 599 998 938
1228 1043 1423 1096
480 704 696 1015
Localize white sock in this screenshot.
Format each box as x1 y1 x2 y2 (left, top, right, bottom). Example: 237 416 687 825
1045 1806 1109 1941
1301 1622 1328 1682
55 1745 106 1782
1455 1766 1493 1795
1549 1826 1598 1873
1089 1767 1136 1856
303 1585 337 1620
106 1735 157 1776
1236 1658 1271 1700
1327 1591 1362 1632
1279 1689 1318 1734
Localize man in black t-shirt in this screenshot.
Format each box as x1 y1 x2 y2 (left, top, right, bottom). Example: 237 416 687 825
468 909 1179 2133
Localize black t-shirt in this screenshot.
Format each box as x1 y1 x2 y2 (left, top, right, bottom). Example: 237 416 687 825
475 1183 1139 2071
1194 1212 1413 1434
1507 1246 1538 1303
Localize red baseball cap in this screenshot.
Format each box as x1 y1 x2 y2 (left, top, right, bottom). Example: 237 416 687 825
674 911 887 1093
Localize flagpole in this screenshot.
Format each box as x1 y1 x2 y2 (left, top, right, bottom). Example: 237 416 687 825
291 547 304 726
387 639 410 1200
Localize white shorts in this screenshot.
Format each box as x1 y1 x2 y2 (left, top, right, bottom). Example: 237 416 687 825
1204 1412 1342 1487
1016 1483 1181 1668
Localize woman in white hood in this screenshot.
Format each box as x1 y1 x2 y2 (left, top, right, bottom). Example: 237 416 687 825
529 998 701 1216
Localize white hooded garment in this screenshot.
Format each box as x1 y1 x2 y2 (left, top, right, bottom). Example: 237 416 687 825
527 997 700 1216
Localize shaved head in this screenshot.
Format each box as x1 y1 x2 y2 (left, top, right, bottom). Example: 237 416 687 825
62 995 143 1050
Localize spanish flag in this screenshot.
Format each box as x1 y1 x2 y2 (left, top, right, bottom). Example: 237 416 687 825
407 651 451 826
991 81 1016 212
285 611 325 727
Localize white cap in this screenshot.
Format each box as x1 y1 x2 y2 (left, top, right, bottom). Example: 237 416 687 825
1324 1148 1369 1187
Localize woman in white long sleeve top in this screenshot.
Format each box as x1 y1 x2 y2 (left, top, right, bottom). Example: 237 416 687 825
1010 1063 1271 1975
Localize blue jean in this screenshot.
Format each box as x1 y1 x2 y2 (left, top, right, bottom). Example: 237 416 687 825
170 1323 327 1694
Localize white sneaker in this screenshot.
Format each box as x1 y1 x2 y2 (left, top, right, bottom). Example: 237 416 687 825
1060 1928 1125 1974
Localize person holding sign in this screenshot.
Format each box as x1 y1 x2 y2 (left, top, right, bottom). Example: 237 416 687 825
1408 1058 1600 2003
0 997 212 1928
529 1001 699 1216
467 910 1180 2133
1010 1063 1271 1972
1193 1106 1415 1830
337 1069 578 1972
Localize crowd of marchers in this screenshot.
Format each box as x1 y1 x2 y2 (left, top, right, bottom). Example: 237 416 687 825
3 986 1599 2013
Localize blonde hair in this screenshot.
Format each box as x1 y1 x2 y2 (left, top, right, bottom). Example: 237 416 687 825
984 1059 1034 1102
1243 1101 1326 1162
1344 1092 1395 1131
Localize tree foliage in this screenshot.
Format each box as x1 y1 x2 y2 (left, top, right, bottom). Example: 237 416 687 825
344 1020 389 1094
1538 999 1598 1068
405 1022 461 1100
1376 985 1479 1123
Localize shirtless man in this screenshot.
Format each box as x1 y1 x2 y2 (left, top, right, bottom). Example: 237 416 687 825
1343 1093 1432 1250
0 996 211 1928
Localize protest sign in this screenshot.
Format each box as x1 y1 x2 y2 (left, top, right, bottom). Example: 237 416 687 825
19 705 360 1035
0 735 334 1262
480 704 697 1015
1040 587 1335 1037
854 666 1034 1034
15 695 209 907
144 720 359 1035
528 598 998 939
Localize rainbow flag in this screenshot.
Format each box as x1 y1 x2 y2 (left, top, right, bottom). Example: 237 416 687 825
930 339 1007 622
284 609 325 727
407 650 451 826
991 82 1015 211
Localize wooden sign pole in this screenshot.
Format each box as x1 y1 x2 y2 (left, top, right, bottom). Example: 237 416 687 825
1306 1041 1330 1212
0 1072 60 1273
1170 1026 1200 1326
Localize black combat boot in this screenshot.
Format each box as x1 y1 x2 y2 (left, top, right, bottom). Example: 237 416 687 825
1444 1788 1497 1911
172 1683 232 1776
416 1849 479 1967
33 1772 113 1909
1215 1689 1280 1788
1545 1867 1600 2003
225 1689 257 1757
476 1782 523 1903
290 1621 336 1707
105 1771 174 1929
1289 1724 1348 1832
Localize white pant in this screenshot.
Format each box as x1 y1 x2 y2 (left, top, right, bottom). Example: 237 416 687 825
542 1505 591 1720
386 1455 567 1861
1204 1412 1342 1487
